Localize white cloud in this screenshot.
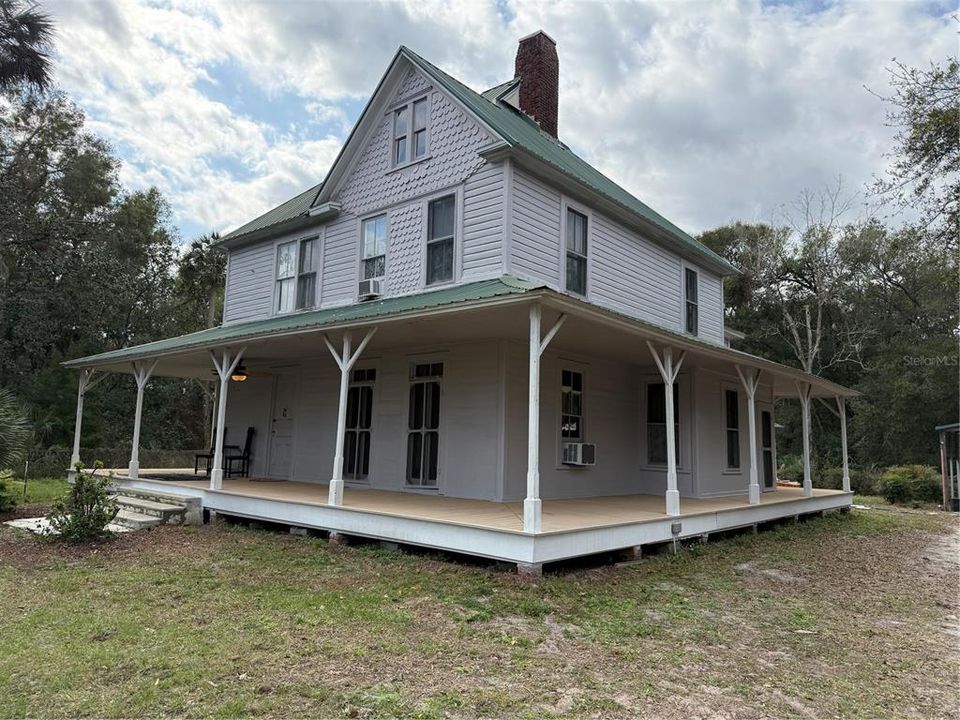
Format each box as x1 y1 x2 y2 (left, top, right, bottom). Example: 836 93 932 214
46 0 955 240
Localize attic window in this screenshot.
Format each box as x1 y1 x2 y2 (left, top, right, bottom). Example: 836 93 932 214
392 96 429 166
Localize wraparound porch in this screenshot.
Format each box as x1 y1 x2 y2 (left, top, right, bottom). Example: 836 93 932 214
112 471 852 567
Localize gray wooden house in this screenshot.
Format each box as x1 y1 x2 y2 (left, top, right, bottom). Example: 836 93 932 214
65 32 855 573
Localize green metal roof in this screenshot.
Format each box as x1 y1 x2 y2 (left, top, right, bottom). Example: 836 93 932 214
218 47 735 273
64 276 542 368
402 47 734 274
221 183 321 242
481 77 519 102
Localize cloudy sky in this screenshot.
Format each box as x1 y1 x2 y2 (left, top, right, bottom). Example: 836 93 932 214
45 0 954 242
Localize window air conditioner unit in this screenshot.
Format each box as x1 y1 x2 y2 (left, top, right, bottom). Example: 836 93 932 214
358 278 382 300
562 442 596 466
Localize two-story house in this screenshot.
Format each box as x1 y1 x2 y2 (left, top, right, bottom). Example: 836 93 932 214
65 32 855 573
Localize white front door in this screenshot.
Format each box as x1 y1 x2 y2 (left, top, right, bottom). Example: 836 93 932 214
268 375 297 478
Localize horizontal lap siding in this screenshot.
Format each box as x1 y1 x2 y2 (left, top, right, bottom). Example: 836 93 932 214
510 170 561 286
462 161 504 278
697 270 724 344
223 242 275 323
591 215 682 331
322 214 358 306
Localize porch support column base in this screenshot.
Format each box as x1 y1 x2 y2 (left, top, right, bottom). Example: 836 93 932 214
665 489 680 516
328 478 344 506
748 483 761 505
210 467 223 490
517 562 542 578
127 461 139 481
523 497 542 533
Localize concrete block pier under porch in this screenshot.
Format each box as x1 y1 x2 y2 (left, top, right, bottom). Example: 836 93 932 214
114 472 852 568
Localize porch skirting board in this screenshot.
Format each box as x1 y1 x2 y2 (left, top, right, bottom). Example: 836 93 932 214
119 478 852 565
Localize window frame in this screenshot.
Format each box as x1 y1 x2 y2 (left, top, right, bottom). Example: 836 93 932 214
343 366 378 483
421 189 461 288
359 212 389 286
389 93 431 169
560 369 585 443
404 360 444 490
642 378 683 469
723 385 742 472
557 195 594 299
559 198 591 298
682 264 699 336
273 233 321 315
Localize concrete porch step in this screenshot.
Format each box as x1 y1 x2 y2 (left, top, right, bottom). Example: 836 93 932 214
112 508 164 531
113 486 202 526
114 495 187 522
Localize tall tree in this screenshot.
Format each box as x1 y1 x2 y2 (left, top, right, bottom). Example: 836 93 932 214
872 58 960 248
0 0 53 92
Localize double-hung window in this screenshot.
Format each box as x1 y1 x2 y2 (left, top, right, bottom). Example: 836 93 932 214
426 195 455 285
362 215 387 281
684 267 699 335
561 370 584 441
647 382 680 466
393 97 428 166
725 389 741 470
276 237 318 313
565 208 588 295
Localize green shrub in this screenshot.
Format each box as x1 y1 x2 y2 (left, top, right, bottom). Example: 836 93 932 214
47 463 118 542
878 465 942 505
0 471 17 513
778 455 804 484
816 466 883 495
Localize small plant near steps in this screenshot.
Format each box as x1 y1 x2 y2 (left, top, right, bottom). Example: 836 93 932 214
110 487 202 530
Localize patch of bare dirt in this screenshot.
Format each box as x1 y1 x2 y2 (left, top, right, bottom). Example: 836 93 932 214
0 522 230 571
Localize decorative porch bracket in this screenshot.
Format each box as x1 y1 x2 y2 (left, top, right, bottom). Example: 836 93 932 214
524 305 567 533
323 327 378 506
817 395 851 493
735 365 762 505
796 381 813 497
68 368 108 482
128 359 159 480
647 342 686 516
209 348 246 490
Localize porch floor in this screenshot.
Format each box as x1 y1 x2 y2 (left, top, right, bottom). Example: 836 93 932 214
120 470 847 535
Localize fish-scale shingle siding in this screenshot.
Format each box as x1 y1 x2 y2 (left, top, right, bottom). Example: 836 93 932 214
333 68 493 216
387 202 423 295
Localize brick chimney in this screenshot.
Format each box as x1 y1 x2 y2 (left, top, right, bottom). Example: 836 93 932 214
514 30 559 137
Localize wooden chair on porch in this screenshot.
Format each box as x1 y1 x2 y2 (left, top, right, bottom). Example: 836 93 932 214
194 428 240 476
224 427 255 478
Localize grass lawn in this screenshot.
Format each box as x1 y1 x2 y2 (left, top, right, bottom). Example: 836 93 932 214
0 504 957 719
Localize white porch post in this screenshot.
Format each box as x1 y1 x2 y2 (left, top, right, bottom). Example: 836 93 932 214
68 368 105 482
735 365 762 505
648 342 686 516
323 327 378 506
524 304 567 533
797 382 813 497
209 348 245 490
837 395 850 493
128 359 158 480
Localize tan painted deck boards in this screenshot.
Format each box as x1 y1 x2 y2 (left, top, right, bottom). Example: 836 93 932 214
122 470 845 534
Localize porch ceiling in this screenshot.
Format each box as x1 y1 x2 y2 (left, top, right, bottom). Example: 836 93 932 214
63 278 855 400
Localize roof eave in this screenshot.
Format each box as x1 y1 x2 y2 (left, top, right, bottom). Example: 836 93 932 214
215 203 340 250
